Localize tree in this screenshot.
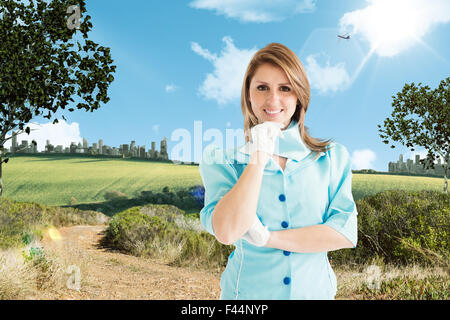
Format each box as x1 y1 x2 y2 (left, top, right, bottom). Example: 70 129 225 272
378 77 449 194
0 0 116 196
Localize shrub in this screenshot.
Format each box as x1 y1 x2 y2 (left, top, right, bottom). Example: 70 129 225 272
102 204 232 271
137 186 205 211
358 274 449 300
104 190 128 201
329 190 449 267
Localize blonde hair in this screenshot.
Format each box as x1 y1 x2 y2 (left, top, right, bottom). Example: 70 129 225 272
241 42 334 160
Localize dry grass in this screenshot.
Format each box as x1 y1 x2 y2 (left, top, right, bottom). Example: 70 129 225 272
36 229 95 298
0 231 91 300
0 247 67 299
335 260 449 299
0 249 37 299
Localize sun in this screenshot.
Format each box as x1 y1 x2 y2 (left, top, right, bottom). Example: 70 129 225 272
366 1 421 50
340 0 427 57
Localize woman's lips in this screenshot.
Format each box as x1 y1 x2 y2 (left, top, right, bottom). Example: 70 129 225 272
264 109 283 117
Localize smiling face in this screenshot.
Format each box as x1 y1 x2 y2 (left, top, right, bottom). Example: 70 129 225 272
249 62 298 130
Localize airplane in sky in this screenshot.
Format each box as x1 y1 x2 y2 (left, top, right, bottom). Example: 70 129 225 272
338 33 350 40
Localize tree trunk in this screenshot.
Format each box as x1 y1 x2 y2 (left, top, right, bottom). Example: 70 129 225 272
444 175 448 194
444 168 448 195
0 156 3 197
443 161 448 194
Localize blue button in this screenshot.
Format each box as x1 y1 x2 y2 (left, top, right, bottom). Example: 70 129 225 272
278 194 286 202
283 277 291 285
283 250 291 256
281 221 289 228
230 250 235 259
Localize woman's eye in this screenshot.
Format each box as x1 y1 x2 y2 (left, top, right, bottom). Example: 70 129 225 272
280 86 291 92
257 85 268 91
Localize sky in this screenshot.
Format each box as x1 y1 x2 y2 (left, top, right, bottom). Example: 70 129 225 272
5 0 450 171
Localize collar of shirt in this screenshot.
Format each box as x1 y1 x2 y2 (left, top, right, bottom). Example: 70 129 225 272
236 119 314 162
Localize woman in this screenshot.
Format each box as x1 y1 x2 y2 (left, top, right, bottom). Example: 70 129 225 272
198 43 358 300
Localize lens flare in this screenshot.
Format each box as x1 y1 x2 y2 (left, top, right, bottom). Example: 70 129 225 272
48 227 62 241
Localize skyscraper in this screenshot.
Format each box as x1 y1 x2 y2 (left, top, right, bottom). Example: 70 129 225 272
160 137 168 159
98 139 103 155
11 131 17 153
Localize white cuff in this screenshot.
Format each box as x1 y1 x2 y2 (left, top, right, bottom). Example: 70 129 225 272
241 216 270 246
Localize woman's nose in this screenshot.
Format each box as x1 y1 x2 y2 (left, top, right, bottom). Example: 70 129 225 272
265 89 281 106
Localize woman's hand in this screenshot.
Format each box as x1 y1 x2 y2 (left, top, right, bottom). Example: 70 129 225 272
250 121 284 155
244 121 284 166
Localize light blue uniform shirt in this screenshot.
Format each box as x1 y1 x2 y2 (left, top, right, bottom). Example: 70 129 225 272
198 119 358 300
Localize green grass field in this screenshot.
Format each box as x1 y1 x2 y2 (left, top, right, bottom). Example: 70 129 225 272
2 155 445 207
351 173 445 201
3 155 202 206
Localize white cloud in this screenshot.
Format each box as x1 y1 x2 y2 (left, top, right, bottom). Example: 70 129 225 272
351 149 377 170
191 42 217 62
339 0 450 57
165 84 177 93
4 120 83 152
189 0 316 23
191 36 258 105
152 124 159 133
305 54 351 94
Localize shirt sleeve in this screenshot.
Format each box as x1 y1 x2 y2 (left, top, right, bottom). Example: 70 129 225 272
322 143 358 248
198 144 238 238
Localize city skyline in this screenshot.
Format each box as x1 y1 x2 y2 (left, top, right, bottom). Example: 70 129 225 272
388 153 446 177
9 131 169 161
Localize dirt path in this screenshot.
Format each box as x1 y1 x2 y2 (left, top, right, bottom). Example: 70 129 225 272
40 225 222 300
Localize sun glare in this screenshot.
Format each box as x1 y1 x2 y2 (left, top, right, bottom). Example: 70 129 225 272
339 0 444 57
48 227 62 241
363 0 421 53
